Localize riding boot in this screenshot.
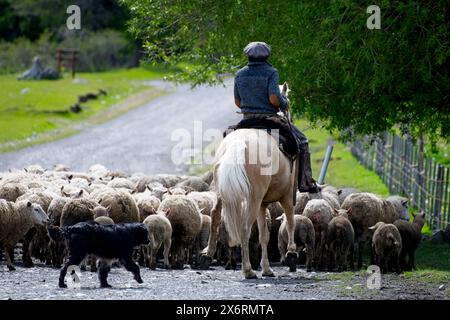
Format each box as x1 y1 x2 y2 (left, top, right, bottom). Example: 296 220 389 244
297 142 320 193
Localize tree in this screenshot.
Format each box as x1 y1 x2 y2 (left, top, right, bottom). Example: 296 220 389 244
122 0 449 142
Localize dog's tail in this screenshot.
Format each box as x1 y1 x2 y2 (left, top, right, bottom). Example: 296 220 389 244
47 225 66 242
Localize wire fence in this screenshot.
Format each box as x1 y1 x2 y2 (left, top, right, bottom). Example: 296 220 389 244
349 132 449 230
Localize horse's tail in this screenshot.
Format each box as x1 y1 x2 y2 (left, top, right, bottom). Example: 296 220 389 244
217 139 250 247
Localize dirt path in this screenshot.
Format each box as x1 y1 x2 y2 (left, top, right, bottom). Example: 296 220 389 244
1 261 447 300
0 80 240 174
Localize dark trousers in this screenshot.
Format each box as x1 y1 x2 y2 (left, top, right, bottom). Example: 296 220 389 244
242 113 318 193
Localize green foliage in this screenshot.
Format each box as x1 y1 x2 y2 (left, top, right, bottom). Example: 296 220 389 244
0 0 131 41
123 0 450 141
0 30 135 74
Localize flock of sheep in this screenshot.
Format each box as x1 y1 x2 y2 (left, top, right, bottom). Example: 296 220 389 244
0 163 426 285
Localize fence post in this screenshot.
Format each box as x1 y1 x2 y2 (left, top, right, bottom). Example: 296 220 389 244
435 165 444 230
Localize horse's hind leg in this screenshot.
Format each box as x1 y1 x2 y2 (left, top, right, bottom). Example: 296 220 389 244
280 196 298 272
240 204 258 279
199 197 222 268
257 206 274 277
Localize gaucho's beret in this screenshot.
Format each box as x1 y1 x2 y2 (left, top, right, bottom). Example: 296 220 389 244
243 42 271 58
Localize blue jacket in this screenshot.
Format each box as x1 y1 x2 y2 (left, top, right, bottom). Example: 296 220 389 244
234 61 289 114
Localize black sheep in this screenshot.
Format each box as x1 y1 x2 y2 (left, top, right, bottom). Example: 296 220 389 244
48 221 149 288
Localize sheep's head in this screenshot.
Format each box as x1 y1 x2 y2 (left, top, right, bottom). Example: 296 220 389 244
26 201 49 226
412 211 426 228
93 206 109 219
332 207 351 218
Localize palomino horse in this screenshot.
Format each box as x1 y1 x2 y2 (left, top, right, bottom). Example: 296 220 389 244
201 84 299 278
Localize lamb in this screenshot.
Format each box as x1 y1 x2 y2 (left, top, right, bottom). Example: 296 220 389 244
267 202 284 262
326 209 354 272
0 200 49 270
369 222 402 274
142 208 172 269
393 212 425 271
176 176 210 192
186 191 217 216
277 214 315 272
47 222 149 288
60 198 97 226
302 199 334 270
135 196 161 222
158 195 202 268
47 197 71 268
341 192 408 269
107 178 134 190
337 188 359 205
91 189 139 223
94 216 115 224
16 190 54 266
195 214 211 261
294 192 310 215
0 182 28 201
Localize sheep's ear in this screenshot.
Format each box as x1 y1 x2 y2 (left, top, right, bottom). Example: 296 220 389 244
347 207 352 214
199 207 206 214
369 222 382 230
27 201 32 207
149 207 157 215
401 200 408 207
23 168 28 172
68 174 73 180
333 207 339 214
146 185 153 192
167 189 172 195
337 189 342 195
78 189 83 196
164 208 171 217
131 188 137 194
282 82 288 93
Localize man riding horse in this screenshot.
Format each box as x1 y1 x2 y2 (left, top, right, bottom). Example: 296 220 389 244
233 41 320 194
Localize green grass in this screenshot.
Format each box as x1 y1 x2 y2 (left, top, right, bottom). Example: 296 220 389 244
295 119 390 197
0 66 174 150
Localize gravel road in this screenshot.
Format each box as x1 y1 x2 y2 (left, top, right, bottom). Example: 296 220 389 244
1 260 447 300
0 80 240 174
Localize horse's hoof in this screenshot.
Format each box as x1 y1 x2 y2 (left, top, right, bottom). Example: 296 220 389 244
262 271 275 277
245 271 258 279
7 265 16 271
285 252 298 272
197 255 212 270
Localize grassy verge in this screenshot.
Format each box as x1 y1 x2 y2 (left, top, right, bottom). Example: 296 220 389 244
295 119 390 196
0 66 175 152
